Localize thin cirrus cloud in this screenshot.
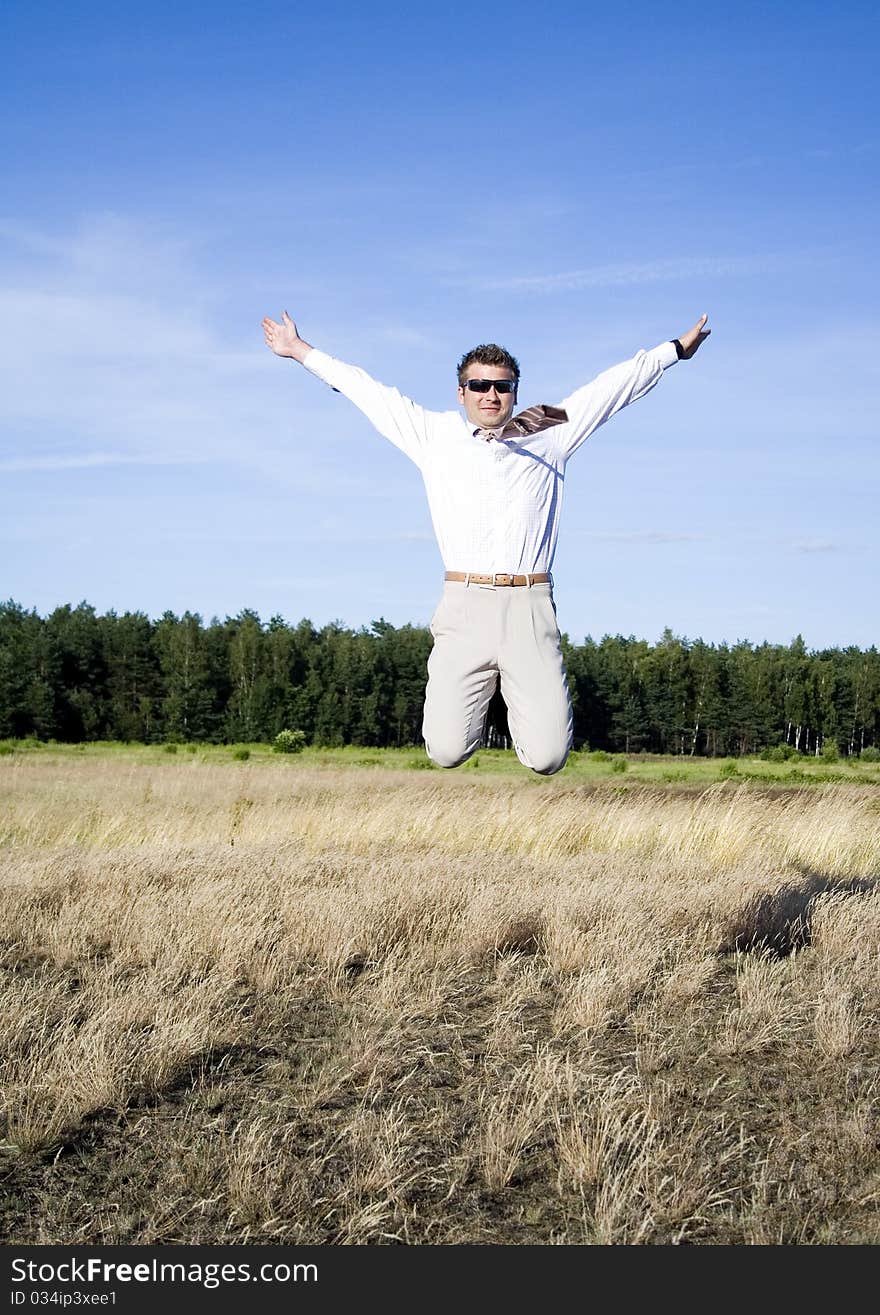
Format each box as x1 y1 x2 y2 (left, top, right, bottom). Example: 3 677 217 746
788 538 846 554
574 530 708 544
0 450 213 473
569 532 855 555
466 249 832 294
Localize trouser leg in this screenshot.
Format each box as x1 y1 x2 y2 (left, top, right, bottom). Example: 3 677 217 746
422 583 497 768
498 584 573 775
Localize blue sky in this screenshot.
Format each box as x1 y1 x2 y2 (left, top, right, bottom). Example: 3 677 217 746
2 0 878 647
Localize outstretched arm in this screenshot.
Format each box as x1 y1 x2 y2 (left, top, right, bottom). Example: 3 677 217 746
261 311 430 465
555 313 711 461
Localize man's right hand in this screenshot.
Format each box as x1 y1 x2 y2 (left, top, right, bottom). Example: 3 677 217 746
262 310 313 362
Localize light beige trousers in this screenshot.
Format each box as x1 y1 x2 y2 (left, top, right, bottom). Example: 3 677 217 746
422 580 573 775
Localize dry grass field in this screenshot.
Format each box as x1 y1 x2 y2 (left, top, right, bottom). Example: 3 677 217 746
2 748 880 1244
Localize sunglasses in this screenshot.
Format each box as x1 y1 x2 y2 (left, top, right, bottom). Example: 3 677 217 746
462 378 517 394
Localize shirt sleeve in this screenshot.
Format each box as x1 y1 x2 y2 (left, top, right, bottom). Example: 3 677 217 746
552 340 678 462
301 348 431 468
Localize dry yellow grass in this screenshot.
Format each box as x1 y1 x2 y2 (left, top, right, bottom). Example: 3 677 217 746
1 754 879 1244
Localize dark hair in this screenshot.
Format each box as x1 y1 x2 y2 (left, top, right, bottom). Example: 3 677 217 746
457 343 520 387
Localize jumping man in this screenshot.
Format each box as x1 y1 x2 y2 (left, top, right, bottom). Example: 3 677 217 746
262 310 710 774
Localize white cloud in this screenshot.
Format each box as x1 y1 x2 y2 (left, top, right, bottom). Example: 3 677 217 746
0 214 446 509
0 288 215 362
0 215 367 483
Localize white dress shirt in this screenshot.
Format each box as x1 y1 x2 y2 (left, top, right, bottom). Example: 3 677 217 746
303 341 678 576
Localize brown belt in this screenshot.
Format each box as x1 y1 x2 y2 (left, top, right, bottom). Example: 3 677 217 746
444 571 551 587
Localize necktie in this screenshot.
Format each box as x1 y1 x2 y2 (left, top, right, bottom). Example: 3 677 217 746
476 404 569 441
502 404 568 438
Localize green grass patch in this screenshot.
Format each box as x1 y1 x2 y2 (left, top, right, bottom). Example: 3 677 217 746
2 739 879 789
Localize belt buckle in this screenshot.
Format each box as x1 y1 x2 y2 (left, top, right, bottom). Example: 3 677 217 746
494 572 512 587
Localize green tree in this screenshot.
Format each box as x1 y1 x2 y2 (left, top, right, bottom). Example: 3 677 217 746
782 635 811 753
152 612 215 741
44 602 107 740
102 610 158 741
226 610 267 742
378 621 432 747
0 601 56 738
687 639 723 756
646 629 689 754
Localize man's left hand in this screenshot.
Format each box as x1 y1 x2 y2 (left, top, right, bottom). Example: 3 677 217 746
677 314 711 358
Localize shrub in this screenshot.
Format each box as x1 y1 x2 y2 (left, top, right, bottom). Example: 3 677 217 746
859 746 880 763
820 742 840 763
611 756 628 773
760 744 800 762
231 747 250 761
719 759 739 778
0 741 15 756
273 729 307 755
590 750 611 762
163 743 179 754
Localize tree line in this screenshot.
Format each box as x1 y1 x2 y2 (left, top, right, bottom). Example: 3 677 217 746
1 600 878 757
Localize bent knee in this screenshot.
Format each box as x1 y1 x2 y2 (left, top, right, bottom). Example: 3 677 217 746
424 737 475 770
530 748 570 776
516 737 571 776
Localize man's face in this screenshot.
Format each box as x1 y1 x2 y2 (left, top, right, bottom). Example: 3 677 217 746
457 363 518 430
